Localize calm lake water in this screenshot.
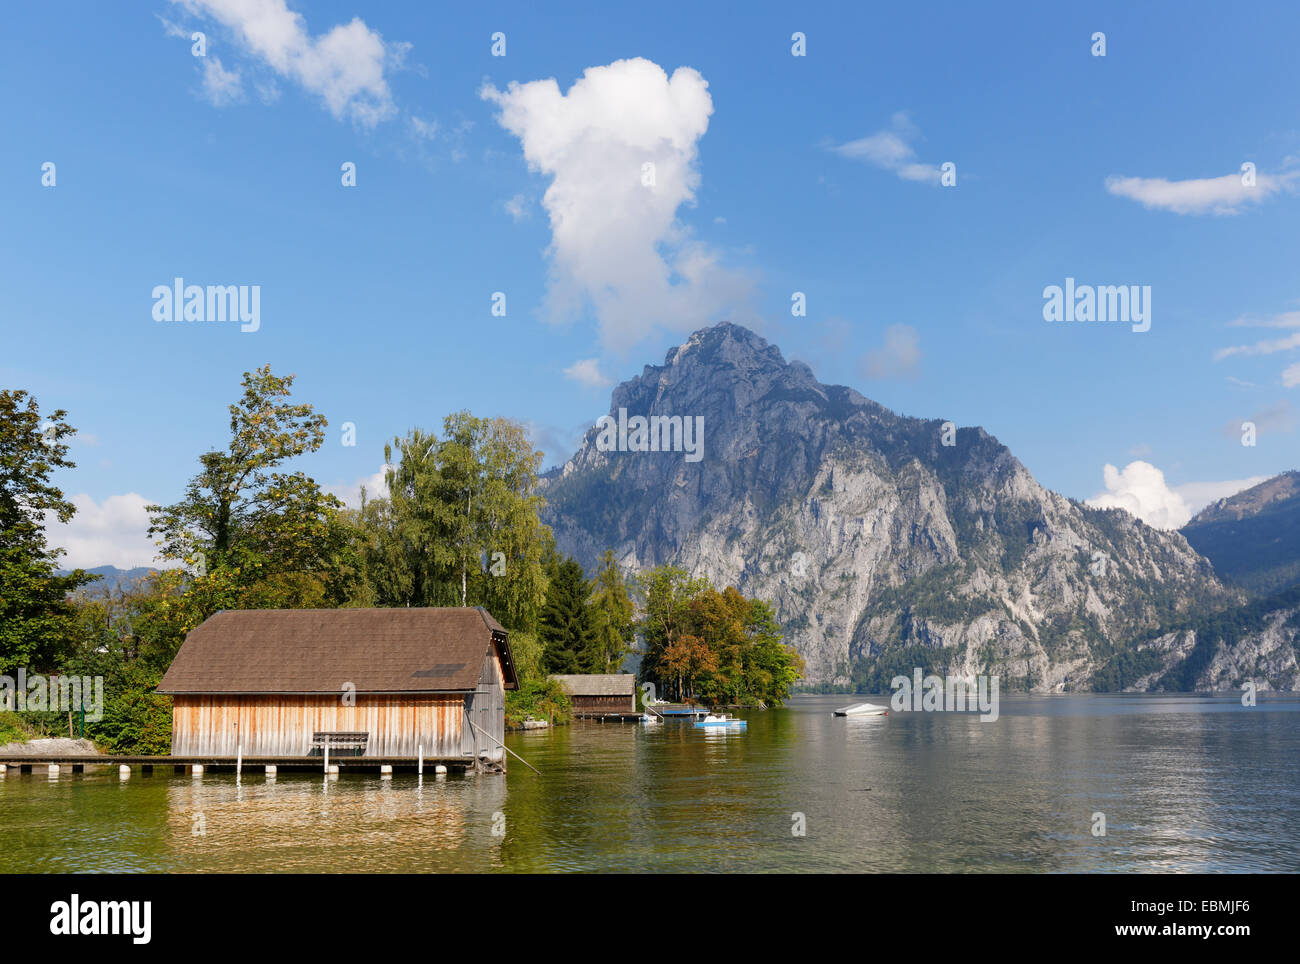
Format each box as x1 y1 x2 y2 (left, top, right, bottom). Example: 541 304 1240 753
3 694 1298 873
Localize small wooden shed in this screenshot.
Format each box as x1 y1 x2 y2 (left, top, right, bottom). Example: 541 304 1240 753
157 607 517 766
551 674 637 714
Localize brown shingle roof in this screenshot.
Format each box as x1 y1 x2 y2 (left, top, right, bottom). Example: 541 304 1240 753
550 674 636 697
157 607 516 694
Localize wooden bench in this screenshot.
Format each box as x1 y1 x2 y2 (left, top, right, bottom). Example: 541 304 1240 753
308 731 369 757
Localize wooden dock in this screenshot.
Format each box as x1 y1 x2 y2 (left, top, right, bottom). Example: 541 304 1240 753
574 703 710 723
0 754 475 775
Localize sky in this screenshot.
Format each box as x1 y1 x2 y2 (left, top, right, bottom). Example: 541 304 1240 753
3 1 1298 569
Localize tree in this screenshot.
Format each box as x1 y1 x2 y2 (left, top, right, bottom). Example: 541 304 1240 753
588 550 635 673
637 565 710 700
539 557 597 674
377 413 549 629
0 390 93 674
636 566 803 705
146 366 345 625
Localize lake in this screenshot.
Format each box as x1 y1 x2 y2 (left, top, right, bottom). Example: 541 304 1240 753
3 694 1297 873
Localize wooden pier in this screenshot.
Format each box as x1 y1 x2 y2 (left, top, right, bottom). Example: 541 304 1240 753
0 754 476 775
574 703 710 722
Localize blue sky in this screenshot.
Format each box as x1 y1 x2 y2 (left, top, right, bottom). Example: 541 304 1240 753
4 1 1298 568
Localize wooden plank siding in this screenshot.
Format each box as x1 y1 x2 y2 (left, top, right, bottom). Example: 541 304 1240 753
572 694 636 712
171 694 466 758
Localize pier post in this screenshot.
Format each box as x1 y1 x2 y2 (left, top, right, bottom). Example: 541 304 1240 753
119 765 130 779
191 764 203 777
0 764 6 775
418 745 423 775
435 764 447 777
265 765 277 777
380 764 393 779
236 742 242 777
47 763 60 777
324 743 329 775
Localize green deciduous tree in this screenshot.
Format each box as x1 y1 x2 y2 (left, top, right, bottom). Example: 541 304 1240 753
372 412 549 629
146 366 346 629
0 390 93 674
588 550 635 673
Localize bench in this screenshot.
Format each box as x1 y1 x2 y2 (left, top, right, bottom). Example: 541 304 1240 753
308 731 369 757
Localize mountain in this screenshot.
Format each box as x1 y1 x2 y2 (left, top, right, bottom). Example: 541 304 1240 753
540 322 1243 691
1181 471 1300 595
58 565 158 595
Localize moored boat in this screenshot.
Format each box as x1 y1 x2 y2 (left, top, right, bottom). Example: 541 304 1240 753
693 713 747 728
833 701 888 717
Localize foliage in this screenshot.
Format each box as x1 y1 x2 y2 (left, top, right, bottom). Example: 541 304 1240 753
637 566 802 705
0 390 94 675
146 366 348 626
352 413 550 629
588 550 635 673
539 556 598 673
504 676 572 728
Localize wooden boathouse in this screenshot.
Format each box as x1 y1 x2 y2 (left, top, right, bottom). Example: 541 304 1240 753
551 674 637 717
155 607 517 770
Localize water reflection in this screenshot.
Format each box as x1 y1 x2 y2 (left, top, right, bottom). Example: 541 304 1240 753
1 695 1297 872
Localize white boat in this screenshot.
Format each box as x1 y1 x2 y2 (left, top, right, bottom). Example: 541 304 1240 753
833 701 888 717
641 713 662 725
693 713 747 728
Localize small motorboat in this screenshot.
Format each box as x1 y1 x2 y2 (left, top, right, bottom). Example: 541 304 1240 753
833 701 888 717
693 713 747 728
641 713 662 725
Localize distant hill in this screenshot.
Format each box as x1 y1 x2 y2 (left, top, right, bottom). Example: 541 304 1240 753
58 565 158 595
1181 471 1300 595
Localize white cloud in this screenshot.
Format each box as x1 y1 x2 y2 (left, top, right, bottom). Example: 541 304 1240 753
830 112 940 184
859 324 921 378
201 55 244 106
563 358 612 389
1104 169 1295 215
504 192 529 221
1215 309 1300 387
327 464 392 510
43 493 160 570
481 57 753 351
1214 332 1300 360
1087 461 1273 529
173 0 403 126
409 115 438 140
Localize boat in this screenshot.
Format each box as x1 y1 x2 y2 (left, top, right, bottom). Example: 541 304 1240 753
641 713 662 725
833 701 888 717
693 713 747 728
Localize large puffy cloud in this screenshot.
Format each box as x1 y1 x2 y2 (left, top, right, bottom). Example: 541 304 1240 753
1086 461 1269 530
173 0 403 126
482 58 752 351
43 494 161 570
1105 169 1295 215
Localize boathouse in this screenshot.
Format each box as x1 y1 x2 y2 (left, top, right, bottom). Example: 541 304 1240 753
551 674 637 715
156 607 516 766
